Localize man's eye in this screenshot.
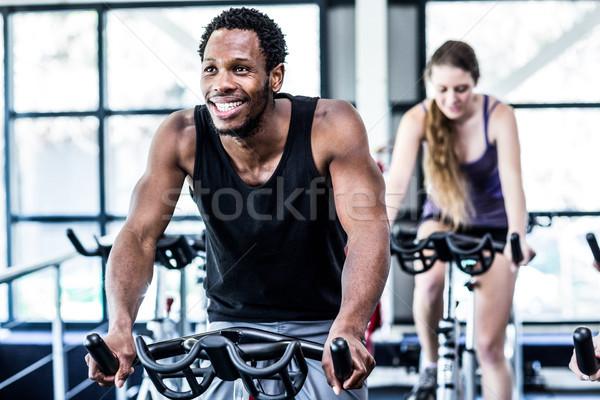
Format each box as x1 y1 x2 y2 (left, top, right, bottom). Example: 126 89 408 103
235 66 248 72
204 66 216 73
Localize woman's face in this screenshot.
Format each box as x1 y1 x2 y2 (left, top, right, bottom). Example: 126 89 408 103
430 64 476 120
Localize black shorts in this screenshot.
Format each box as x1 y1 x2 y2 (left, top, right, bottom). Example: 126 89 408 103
420 214 508 244
456 225 508 244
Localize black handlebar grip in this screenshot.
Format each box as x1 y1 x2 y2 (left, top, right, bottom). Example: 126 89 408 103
586 233 600 263
510 233 523 265
67 228 99 257
84 333 119 375
573 327 600 376
330 337 353 383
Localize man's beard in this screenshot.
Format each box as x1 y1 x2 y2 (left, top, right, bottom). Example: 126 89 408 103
210 109 264 140
210 81 271 140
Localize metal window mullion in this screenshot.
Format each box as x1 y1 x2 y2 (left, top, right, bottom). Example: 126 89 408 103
415 0 427 214
98 6 107 237
318 0 328 98
51 263 67 400
3 10 15 322
2 1 319 14
97 6 109 323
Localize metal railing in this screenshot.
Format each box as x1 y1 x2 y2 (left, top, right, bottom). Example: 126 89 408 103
0 251 76 400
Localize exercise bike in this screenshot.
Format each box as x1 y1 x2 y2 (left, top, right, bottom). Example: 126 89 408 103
390 230 523 400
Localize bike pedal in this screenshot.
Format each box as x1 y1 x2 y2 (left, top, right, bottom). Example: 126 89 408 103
405 388 436 400
435 326 453 334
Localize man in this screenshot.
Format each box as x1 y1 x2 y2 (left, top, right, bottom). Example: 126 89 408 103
85 7 389 399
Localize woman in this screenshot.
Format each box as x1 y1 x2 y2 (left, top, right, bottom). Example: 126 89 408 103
386 40 535 399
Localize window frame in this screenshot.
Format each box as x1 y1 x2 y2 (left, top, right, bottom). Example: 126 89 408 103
1 0 328 329
387 0 600 220
419 0 600 325
2 0 599 328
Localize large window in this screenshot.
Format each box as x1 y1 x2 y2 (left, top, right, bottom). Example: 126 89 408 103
425 0 600 322
1 2 321 325
426 1 600 105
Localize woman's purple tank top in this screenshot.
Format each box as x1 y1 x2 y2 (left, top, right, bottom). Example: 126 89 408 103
421 95 508 228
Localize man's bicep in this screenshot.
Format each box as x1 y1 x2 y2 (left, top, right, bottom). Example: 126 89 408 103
125 128 187 243
317 101 387 230
125 170 185 242
330 145 387 231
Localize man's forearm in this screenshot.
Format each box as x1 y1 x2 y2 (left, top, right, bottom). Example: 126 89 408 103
334 226 390 337
106 231 156 333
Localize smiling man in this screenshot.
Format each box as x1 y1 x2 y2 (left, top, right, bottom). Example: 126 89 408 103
85 7 389 399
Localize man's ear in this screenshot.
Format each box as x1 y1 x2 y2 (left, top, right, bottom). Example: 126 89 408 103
270 63 285 93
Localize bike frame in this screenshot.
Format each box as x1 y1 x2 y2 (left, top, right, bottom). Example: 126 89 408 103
462 278 477 400
437 259 460 400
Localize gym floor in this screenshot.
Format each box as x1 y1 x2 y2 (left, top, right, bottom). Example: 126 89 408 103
370 391 600 399
366 360 600 399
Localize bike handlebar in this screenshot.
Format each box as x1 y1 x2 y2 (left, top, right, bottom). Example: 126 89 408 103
67 229 205 270
84 328 353 400
586 233 600 264
390 231 523 276
330 337 353 382
572 234 600 378
573 326 600 376
84 333 119 376
510 232 524 264
66 228 108 258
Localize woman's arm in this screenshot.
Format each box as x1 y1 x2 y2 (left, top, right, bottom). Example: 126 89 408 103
490 102 535 265
385 104 427 223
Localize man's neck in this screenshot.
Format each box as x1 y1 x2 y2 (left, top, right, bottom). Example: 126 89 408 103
219 97 291 181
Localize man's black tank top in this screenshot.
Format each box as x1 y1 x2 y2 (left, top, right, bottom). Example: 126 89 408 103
191 93 347 322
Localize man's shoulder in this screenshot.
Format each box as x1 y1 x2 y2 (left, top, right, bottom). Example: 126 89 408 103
153 108 198 153
165 107 197 128
311 98 366 162
156 108 197 137
314 97 353 110
280 93 349 112
313 98 358 126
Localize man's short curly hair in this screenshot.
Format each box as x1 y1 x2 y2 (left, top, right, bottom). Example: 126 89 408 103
198 7 288 72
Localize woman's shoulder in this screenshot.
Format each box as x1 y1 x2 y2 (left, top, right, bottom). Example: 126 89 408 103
484 95 515 122
484 95 518 143
404 99 430 121
395 100 429 140
484 94 513 113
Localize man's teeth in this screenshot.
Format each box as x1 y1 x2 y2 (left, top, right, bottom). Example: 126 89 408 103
215 101 242 112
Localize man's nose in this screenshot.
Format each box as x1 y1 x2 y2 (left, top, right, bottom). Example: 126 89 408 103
214 70 236 92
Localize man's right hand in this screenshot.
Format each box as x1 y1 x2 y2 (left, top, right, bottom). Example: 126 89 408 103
85 330 136 388
569 333 600 381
